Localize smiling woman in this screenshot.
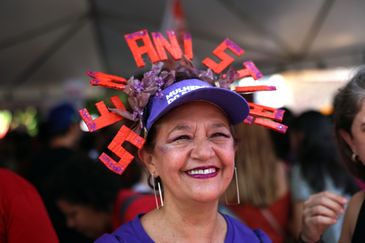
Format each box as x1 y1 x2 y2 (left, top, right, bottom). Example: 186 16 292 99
142 101 235 205
137 101 238 242
94 75 271 243
78 29 287 243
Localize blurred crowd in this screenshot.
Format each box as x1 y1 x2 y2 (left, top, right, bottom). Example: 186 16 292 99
0 99 363 243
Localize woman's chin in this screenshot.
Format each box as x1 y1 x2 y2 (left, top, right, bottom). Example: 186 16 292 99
188 190 224 204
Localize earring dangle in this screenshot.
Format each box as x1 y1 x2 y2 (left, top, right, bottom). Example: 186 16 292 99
151 175 164 209
234 166 240 204
157 180 164 207
151 175 160 209
352 153 360 163
225 166 240 205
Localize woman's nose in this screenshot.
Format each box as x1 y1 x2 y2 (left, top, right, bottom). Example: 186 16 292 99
190 139 214 160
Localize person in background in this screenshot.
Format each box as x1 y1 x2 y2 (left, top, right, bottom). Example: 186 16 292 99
0 168 58 243
290 110 358 243
26 102 82 189
299 68 365 243
112 161 157 226
269 107 295 166
0 129 33 173
25 102 88 243
49 154 156 239
227 124 292 243
49 154 120 239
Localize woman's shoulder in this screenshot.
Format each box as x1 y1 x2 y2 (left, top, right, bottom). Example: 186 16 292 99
346 191 365 234
95 215 153 243
348 190 365 210
347 191 365 222
223 214 272 243
338 190 365 242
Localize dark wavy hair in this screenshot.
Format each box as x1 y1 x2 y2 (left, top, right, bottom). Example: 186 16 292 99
333 67 365 180
293 110 357 193
48 153 122 212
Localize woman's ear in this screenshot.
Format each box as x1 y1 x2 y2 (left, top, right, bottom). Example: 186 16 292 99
138 148 157 175
339 129 356 153
233 142 238 152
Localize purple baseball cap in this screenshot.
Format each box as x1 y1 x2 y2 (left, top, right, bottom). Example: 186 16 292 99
144 79 249 130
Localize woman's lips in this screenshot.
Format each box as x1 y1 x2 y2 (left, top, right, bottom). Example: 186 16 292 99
185 166 218 179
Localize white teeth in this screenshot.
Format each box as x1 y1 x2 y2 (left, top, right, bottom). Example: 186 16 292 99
188 168 216 175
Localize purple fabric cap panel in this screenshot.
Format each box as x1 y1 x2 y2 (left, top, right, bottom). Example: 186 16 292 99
145 79 249 130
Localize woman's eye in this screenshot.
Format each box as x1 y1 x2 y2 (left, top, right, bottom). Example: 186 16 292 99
172 135 191 141
211 132 230 138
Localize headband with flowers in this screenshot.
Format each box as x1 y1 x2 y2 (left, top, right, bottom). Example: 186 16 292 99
79 29 287 174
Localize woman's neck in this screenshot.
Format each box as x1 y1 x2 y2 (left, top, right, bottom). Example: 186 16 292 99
165 197 219 223
142 196 227 242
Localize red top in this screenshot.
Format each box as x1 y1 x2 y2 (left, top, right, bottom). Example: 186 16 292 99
0 169 59 243
112 189 157 228
228 192 291 243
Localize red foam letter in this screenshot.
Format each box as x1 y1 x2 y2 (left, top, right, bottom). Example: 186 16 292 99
237 61 263 80
79 96 126 132
253 118 288 134
235 85 276 93
88 71 127 90
183 33 193 60
202 39 244 74
244 115 254 125
248 103 285 122
152 31 183 61
125 29 160 68
99 125 145 174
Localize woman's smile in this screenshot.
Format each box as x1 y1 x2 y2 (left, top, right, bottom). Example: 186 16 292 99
185 166 219 179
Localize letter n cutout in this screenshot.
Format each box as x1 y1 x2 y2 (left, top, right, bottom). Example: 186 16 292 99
152 31 182 61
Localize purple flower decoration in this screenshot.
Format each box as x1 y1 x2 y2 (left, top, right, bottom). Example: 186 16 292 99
217 67 239 89
110 59 240 132
198 68 215 84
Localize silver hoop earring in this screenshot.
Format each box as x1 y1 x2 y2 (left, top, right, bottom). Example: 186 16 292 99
157 180 164 207
151 175 164 209
225 166 240 205
151 175 160 209
352 153 360 163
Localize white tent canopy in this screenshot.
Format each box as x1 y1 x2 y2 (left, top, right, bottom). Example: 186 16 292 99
1 0 365 106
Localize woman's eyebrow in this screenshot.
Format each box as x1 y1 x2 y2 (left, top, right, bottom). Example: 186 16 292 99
210 122 230 129
168 124 192 134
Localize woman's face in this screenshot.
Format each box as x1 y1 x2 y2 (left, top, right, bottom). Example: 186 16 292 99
57 199 111 239
143 101 235 204
348 99 365 164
